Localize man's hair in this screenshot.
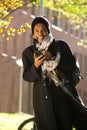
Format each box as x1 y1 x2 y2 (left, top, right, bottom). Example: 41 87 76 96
31 16 50 34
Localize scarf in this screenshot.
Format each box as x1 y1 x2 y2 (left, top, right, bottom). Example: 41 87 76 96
36 33 62 86
36 33 53 51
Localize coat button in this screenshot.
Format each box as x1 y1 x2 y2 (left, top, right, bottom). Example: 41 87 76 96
45 96 48 99
43 83 46 86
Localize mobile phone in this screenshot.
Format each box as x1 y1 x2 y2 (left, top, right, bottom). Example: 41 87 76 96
35 50 44 57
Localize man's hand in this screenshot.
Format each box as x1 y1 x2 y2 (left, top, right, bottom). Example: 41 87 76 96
43 50 52 61
34 53 45 68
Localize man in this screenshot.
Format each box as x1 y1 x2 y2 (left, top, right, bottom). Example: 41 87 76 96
22 16 87 130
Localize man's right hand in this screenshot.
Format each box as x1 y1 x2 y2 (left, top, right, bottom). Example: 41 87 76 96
34 53 45 68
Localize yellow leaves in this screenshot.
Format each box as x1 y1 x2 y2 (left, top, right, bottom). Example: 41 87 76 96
0 0 30 41
0 0 24 22
0 23 31 40
77 41 84 46
0 2 3 6
7 26 16 36
6 37 10 41
0 28 3 33
7 16 13 22
1 33 5 38
17 23 31 35
0 16 13 40
77 40 87 48
4 0 23 9
0 20 10 27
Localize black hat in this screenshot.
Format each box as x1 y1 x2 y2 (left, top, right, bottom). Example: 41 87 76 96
31 16 50 34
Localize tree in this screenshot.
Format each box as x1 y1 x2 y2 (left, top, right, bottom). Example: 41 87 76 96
0 0 87 41
0 0 31 40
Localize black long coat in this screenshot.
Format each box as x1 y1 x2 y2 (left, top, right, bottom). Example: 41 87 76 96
22 39 87 130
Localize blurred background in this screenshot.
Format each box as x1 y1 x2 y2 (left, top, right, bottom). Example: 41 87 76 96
0 0 87 129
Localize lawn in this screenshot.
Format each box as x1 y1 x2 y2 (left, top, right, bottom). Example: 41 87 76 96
0 112 34 130
0 112 76 130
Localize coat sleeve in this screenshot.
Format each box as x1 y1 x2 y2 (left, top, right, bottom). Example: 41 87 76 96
22 47 41 82
57 40 76 72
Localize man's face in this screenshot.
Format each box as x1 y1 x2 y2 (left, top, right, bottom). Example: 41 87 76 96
33 23 49 44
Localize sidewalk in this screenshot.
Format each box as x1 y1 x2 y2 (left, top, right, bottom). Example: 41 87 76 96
0 112 33 130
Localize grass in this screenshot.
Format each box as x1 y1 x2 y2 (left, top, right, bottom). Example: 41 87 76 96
0 112 34 130
0 112 76 130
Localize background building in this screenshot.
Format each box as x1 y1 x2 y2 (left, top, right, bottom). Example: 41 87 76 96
0 5 87 114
